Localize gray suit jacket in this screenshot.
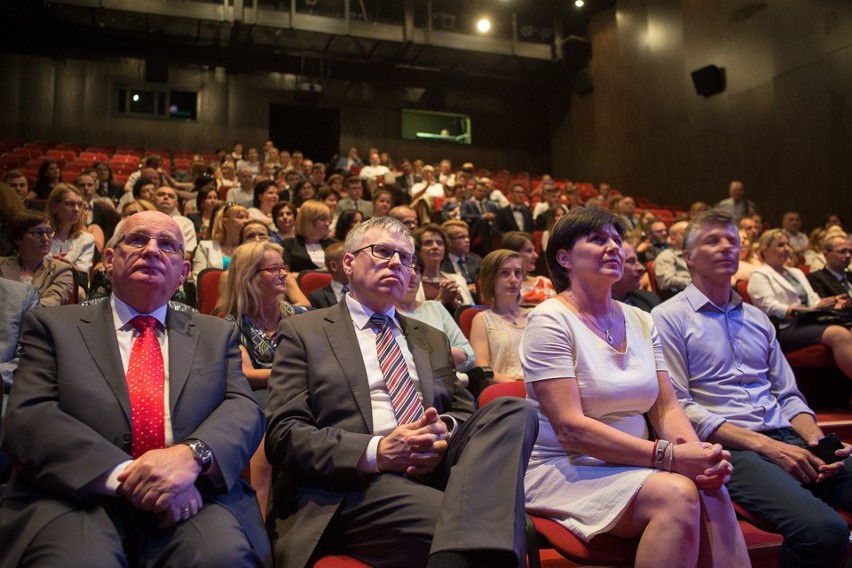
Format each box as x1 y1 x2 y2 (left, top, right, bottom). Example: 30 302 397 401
308 285 339 309
266 300 475 568
0 299 270 566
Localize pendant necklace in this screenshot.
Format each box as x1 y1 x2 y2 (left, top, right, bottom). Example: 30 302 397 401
568 291 617 345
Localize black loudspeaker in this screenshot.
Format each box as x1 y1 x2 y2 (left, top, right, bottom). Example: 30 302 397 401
690 65 725 97
145 59 169 84
563 36 592 64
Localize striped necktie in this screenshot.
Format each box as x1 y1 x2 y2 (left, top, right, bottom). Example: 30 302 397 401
368 313 423 425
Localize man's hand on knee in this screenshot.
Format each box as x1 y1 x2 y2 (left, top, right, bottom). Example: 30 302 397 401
156 485 203 528
117 445 201 511
763 439 823 484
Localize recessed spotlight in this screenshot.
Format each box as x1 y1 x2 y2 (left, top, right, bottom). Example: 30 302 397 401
477 18 491 33
575 0 585 7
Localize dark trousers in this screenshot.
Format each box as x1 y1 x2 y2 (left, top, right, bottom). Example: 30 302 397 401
317 398 538 568
727 428 852 568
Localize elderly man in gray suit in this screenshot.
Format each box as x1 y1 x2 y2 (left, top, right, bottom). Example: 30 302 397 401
0 211 270 567
266 216 538 568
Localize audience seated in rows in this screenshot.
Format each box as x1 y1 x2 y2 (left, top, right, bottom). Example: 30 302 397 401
747 229 852 378
653 208 852 568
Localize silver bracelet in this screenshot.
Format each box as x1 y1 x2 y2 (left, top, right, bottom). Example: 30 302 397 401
665 442 674 472
654 439 668 470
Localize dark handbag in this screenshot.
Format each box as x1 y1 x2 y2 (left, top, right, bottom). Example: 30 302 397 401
795 308 852 327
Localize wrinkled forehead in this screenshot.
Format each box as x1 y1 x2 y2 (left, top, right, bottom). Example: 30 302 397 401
122 212 183 241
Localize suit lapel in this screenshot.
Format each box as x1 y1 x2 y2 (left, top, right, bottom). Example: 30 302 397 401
79 300 132 423
324 302 374 433
166 308 197 415
398 314 435 409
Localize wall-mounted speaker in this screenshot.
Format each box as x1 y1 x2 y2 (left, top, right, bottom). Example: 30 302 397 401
690 65 726 97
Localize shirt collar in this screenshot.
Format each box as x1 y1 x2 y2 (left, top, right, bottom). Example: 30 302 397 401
683 282 742 314
826 267 848 281
111 294 168 332
448 252 465 264
345 293 399 331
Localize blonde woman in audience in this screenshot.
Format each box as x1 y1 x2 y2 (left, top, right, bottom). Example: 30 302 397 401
748 229 852 377
731 229 762 284
45 184 96 275
280 200 335 272
192 203 250 279
521 207 749 568
221 240 304 518
501 231 555 305
0 211 74 306
469 249 529 383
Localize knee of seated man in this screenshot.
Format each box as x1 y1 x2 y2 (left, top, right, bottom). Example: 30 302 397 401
787 511 849 557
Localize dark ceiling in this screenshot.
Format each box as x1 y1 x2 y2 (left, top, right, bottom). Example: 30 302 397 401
0 0 614 93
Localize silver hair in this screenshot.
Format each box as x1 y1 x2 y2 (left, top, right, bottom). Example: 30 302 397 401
344 216 414 253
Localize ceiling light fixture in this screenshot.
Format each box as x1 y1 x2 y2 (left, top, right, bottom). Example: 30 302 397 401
575 0 585 7
476 18 491 33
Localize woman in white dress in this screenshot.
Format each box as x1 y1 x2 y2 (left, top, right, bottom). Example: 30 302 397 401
520 207 749 568
45 184 96 276
469 249 529 383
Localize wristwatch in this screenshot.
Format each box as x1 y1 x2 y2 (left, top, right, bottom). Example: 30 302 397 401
182 439 213 473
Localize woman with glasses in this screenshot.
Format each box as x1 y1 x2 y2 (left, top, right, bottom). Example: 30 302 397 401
220 240 305 518
395 255 475 372
45 184 96 276
0 211 74 306
413 223 473 311
191 203 250 280
281 200 336 273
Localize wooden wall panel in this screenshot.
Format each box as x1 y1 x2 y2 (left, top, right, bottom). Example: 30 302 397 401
551 0 852 230
0 52 549 174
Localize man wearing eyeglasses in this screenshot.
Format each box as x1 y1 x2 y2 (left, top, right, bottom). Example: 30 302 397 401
808 235 852 299
266 216 537 568
0 211 271 567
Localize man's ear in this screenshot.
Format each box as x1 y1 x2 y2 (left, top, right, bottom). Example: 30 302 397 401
683 248 694 269
342 253 355 277
103 248 115 275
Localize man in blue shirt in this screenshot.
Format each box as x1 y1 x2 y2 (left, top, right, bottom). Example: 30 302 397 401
652 209 852 568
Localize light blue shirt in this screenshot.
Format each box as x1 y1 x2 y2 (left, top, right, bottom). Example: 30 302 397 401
651 284 814 441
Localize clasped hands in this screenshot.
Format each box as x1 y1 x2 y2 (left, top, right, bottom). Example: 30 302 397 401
377 407 449 477
669 436 733 492
116 445 203 528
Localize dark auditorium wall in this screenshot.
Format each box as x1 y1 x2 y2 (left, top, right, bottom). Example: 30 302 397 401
0 52 549 174
551 0 852 230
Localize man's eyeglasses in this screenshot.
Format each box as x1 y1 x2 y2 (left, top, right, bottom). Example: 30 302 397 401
118 232 184 255
353 244 416 268
449 234 470 241
28 228 55 239
244 233 272 242
256 264 288 275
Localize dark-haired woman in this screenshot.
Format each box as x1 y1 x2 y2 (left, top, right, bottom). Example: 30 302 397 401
521 207 748 568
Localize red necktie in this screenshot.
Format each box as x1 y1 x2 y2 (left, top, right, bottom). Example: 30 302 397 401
127 315 166 458
369 313 424 425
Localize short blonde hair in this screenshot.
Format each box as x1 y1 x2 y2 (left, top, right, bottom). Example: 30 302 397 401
295 200 331 240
